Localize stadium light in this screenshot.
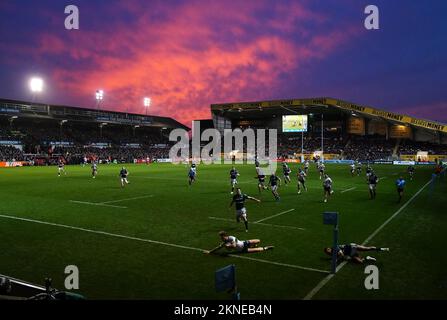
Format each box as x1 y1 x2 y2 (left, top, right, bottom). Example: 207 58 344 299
96 90 104 110
144 97 151 115
29 77 43 93
96 90 104 101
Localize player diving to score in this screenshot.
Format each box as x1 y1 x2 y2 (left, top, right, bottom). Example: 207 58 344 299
204 231 274 254
229 188 260 232
324 243 389 264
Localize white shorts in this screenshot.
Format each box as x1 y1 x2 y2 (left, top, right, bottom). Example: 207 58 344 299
271 185 278 192
231 179 238 185
236 208 247 221
369 184 376 190
121 178 128 183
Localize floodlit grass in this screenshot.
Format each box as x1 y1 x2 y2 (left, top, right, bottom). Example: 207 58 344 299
0 162 445 299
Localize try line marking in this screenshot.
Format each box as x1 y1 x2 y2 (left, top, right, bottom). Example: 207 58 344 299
255 208 295 223
208 216 305 231
69 195 154 209
303 178 433 300
0 214 326 274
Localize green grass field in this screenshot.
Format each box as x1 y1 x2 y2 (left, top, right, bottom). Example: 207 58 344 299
0 162 446 299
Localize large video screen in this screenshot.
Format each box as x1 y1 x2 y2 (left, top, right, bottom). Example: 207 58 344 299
282 115 308 132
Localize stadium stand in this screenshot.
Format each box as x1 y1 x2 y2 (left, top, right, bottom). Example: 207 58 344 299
211 97 447 162
1 97 446 164
0 98 188 165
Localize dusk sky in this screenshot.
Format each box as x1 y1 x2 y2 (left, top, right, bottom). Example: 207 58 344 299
0 0 446 125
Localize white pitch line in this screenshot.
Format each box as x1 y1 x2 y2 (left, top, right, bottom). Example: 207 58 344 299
303 178 432 300
101 195 154 204
340 187 356 193
228 254 328 274
255 208 295 223
0 214 322 274
69 200 127 209
208 216 305 231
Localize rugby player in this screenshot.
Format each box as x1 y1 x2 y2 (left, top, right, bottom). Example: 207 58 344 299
368 171 379 199
407 165 415 181
57 159 66 177
119 167 129 187
323 173 333 203
188 165 196 186
324 243 389 264
91 162 98 178
304 160 310 174
297 167 307 194
396 176 406 203
356 161 362 176
366 164 373 178
282 162 292 185
229 166 239 194
318 162 325 180
255 166 267 193
268 172 281 201
229 188 260 232
350 162 355 176
204 231 274 254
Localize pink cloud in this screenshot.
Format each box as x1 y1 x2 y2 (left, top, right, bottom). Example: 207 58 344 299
29 1 360 126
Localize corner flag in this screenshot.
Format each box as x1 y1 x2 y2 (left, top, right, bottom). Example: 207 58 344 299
215 264 236 293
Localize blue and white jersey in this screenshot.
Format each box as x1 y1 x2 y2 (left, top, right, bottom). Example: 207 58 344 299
323 177 333 188
230 169 238 179
396 179 406 189
224 236 245 251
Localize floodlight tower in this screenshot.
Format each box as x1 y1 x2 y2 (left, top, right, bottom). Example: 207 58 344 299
144 97 151 115
95 90 104 110
29 77 43 101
